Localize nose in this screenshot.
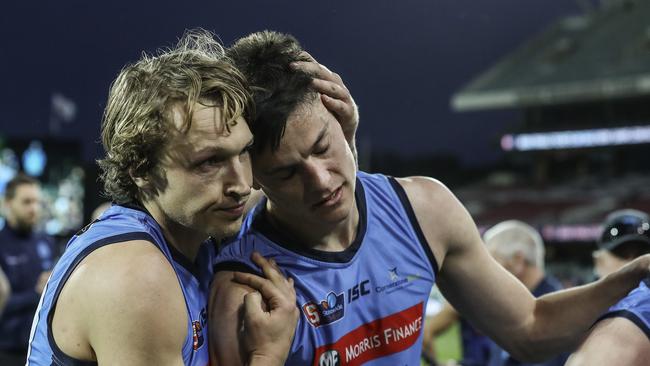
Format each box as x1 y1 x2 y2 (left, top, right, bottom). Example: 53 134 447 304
304 158 331 191
224 156 252 200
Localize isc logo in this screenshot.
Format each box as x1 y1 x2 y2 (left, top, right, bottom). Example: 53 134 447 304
319 350 340 366
347 280 370 303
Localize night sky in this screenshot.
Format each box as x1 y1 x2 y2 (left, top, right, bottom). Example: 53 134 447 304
0 1 586 166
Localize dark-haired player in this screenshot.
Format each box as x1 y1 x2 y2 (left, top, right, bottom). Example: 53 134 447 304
210 31 650 366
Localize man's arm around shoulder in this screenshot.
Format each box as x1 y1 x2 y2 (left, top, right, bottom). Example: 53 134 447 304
52 240 186 366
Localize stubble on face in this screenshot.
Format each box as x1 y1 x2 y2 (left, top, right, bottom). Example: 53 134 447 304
143 102 253 246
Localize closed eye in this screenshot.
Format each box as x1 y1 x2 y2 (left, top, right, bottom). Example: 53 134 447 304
277 167 297 180
241 139 255 155
313 143 330 155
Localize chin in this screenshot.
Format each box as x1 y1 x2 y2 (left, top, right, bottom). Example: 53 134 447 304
318 197 355 224
212 218 244 240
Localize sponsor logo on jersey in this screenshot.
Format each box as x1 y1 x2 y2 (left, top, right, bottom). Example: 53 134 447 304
192 307 207 350
312 302 424 366
318 350 341 366
302 291 345 328
375 267 421 294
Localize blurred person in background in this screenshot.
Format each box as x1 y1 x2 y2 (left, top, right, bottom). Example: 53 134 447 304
0 174 56 365
566 209 650 366
422 300 492 366
422 220 568 366
0 267 10 316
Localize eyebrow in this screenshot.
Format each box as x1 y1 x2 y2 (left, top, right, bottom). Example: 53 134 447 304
264 122 329 176
191 137 255 163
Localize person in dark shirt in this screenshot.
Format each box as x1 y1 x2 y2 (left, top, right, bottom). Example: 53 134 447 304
0 174 55 365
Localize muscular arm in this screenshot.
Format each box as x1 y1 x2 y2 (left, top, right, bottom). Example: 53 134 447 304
565 317 650 366
52 240 187 365
399 177 649 361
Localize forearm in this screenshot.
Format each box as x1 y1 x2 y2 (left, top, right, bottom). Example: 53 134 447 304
521 269 645 359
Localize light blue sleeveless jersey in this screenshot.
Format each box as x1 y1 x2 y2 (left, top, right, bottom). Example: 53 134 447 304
216 172 438 366
598 278 650 339
26 204 212 366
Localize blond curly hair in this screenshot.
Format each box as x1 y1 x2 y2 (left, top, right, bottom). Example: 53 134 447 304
98 29 253 204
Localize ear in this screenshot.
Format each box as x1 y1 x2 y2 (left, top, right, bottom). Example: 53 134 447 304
511 251 528 269
129 169 149 189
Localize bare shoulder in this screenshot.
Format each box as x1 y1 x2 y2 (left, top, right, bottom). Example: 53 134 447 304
209 270 258 365
394 176 481 263
53 240 187 363
566 317 650 366
210 270 258 312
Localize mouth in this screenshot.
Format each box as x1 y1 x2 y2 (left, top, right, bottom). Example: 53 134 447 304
216 202 247 218
313 185 343 209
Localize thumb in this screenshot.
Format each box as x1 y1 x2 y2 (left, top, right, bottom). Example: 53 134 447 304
243 291 264 320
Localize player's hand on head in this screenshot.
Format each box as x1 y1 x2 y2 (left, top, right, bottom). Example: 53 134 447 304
290 51 359 143
231 252 298 365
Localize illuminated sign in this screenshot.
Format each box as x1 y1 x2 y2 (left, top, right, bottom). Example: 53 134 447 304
501 125 650 151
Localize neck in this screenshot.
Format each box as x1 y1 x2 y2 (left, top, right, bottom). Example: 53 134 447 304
520 266 545 291
141 201 205 261
266 202 360 252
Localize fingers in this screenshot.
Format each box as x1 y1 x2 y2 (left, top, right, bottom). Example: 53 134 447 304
291 60 343 86
243 291 263 320
311 78 350 100
298 51 316 63
232 272 284 306
250 252 287 286
322 94 354 119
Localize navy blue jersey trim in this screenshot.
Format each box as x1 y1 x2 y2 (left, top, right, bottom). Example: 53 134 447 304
388 177 439 276
117 203 203 280
251 178 367 263
213 261 261 276
598 310 650 340
46 232 155 366
167 239 202 280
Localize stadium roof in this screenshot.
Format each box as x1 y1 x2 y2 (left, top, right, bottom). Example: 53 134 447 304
452 1 650 111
